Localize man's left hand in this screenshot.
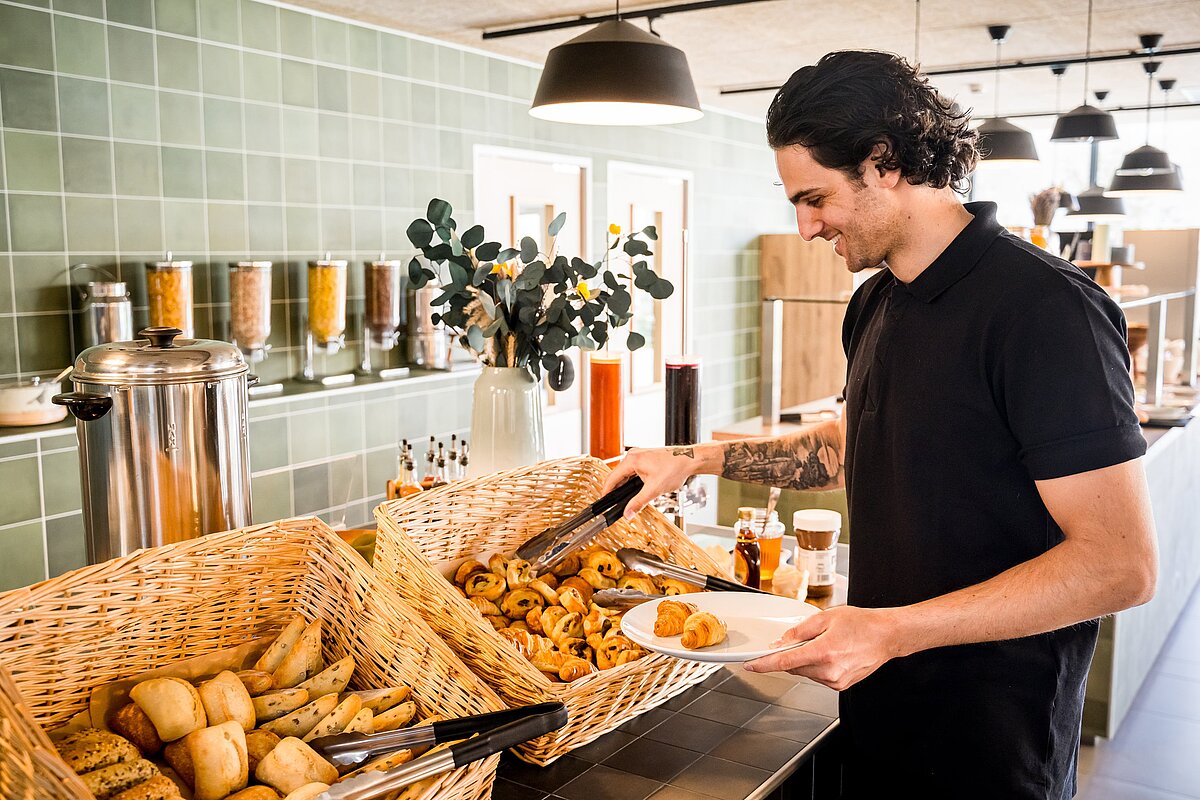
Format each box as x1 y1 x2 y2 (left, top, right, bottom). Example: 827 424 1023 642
743 605 904 691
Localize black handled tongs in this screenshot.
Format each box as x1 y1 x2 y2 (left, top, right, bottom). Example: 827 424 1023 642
515 477 644 574
316 702 568 800
616 547 773 595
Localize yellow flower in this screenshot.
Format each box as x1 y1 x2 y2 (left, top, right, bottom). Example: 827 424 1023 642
608 223 621 236
576 281 592 300
490 260 516 280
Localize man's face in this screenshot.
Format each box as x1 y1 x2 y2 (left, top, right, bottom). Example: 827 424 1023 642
774 145 900 273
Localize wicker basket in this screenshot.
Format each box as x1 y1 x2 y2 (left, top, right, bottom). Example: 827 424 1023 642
374 456 725 765
0 518 505 800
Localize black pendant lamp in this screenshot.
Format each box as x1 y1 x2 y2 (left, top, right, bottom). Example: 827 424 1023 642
1051 0 1118 141
1066 184 1126 220
530 5 702 126
1108 43 1183 195
977 25 1039 163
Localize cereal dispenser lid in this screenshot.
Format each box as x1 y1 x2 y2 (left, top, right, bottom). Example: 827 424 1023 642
72 327 248 385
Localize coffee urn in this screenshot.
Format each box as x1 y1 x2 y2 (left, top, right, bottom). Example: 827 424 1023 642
53 327 253 564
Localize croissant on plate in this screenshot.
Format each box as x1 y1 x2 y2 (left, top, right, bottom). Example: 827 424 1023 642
654 600 699 637
681 612 727 650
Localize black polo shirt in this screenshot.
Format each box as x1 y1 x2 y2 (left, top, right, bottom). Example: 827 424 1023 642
840 202 1145 799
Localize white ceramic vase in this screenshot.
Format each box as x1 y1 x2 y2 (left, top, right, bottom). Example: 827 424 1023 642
467 366 545 478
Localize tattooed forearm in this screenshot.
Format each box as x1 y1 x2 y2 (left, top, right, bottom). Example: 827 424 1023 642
671 447 695 458
720 429 844 490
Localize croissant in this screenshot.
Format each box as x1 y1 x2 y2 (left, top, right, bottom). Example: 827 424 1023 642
582 550 625 580
654 600 699 637
525 608 545 634
454 560 487 586
654 576 700 596
558 657 597 682
576 567 616 591
500 588 545 618
530 650 570 675
484 615 507 631
681 612 727 650
488 553 508 577
559 577 594 605
582 609 607 638
617 571 659 595
558 587 589 615
465 572 506 601
549 611 584 644
467 596 501 617
596 635 637 670
614 649 648 667
540 605 568 633
499 628 555 659
506 559 534 589
528 579 559 605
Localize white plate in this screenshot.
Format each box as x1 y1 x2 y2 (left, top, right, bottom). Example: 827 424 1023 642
622 591 820 663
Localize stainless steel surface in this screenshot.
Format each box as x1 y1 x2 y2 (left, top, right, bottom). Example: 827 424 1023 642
60 328 252 564
79 281 134 351
407 274 450 370
1147 299 1166 406
760 298 783 425
320 748 456 800
592 588 660 609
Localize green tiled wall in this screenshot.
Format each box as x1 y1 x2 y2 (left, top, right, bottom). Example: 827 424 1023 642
0 0 791 590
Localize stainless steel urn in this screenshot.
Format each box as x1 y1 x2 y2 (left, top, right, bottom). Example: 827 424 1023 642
53 327 253 563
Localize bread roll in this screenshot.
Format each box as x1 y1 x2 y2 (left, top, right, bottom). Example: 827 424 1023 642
129 678 207 742
253 689 310 724
226 788 281 800
294 655 354 699
245 729 282 775
282 784 329 800
254 737 338 795
110 774 183 800
372 701 416 733
198 671 255 732
260 694 339 738
302 694 363 742
342 707 374 734
235 670 275 697
80 758 158 799
254 617 307 673
271 619 323 689
161 740 194 789
344 686 411 714
185 721 248 800
56 728 139 773
109 703 165 757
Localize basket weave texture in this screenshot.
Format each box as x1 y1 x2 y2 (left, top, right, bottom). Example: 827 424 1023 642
0 518 504 800
374 455 725 765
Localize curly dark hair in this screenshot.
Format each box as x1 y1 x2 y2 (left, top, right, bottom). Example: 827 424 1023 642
766 51 978 192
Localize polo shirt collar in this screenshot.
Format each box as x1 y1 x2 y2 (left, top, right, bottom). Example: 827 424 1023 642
899 201 1004 303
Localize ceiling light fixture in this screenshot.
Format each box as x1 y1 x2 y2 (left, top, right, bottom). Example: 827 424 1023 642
1066 90 1126 219
529 0 702 126
977 25 1039 163
1051 0 1119 141
1108 35 1183 195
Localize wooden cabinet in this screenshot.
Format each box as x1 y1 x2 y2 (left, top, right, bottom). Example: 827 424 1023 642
759 234 854 407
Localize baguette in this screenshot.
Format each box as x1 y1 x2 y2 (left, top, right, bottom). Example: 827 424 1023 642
253 689 310 724
254 737 338 795
302 694 363 742
236 670 275 697
343 686 410 714
254 617 307 673
271 619 323 689
80 758 159 799
185 721 249 800
342 707 374 734
260 694 338 739
372 701 416 733
294 655 354 699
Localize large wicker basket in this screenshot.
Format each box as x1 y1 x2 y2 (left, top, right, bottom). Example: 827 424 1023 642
374 456 725 765
0 518 505 800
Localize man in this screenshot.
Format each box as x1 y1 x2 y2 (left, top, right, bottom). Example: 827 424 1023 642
603 51 1157 798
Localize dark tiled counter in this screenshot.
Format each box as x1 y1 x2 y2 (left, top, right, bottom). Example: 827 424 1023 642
495 666 840 800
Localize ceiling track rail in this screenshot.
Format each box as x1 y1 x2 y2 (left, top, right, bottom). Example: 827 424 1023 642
482 0 776 39
1003 100 1200 120
719 43 1200 95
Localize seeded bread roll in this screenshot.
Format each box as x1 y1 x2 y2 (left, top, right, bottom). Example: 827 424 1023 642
253 689 310 724
110 703 165 756
271 619 323 690
110 774 182 800
80 758 159 799
56 729 140 773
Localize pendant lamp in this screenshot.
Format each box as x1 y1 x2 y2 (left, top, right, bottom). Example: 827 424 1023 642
530 5 702 127
1065 184 1126 220
1107 50 1183 195
977 25 1039 163
1051 0 1118 141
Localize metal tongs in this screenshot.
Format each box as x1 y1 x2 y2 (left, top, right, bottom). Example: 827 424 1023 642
316 702 568 800
515 477 644 574
617 548 773 595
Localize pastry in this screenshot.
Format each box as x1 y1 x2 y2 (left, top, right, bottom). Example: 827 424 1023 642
283 784 330 800
129 678 208 743
548 611 584 644
530 650 570 675
500 588 544 618
372 701 417 733
56 729 140 773
260 694 339 738
654 576 700 596
596 636 638 670
272 619 323 689
295 655 355 699
226 788 281 800
558 657 596 682
110 774 183 800
499 628 554 660
453 560 487 585
185 721 249 800
557 587 588 615
302 694 363 742
576 567 616 591
582 550 625 580
467 596 501 616
464 572 506 602
558 576 594 605
616 571 658 594
505 559 534 588
244 729 281 775
558 638 592 661
487 553 508 577
539 606 568 634
80 758 159 799
198 671 255 732
110 703 165 756
528 579 559 605
254 617 307 673
550 553 581 577
681 612 727 650
254 737 338 795
484 614 507 630
654 600 699 637
525 607 545 633
253 689 310 724
614 649 648 667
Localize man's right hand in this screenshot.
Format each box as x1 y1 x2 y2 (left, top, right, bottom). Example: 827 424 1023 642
602 444 721 519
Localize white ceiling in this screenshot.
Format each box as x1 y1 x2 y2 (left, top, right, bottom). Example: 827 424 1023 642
291 0 1200 122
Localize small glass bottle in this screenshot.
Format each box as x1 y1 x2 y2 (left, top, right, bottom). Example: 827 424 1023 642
756 510 786 589
431 454 449 488
458 442 469 480
420 437 438 489
793 509 841 599
448 434 459 481
733 506 761 590
398 459 423 499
